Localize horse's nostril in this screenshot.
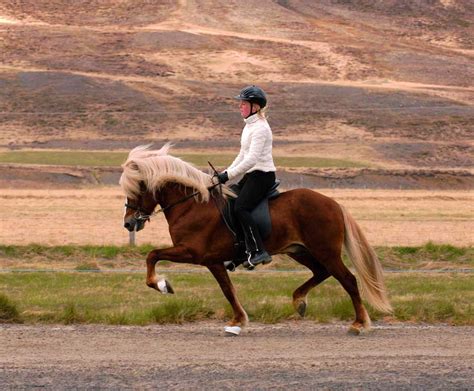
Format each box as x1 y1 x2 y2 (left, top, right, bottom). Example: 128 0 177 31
124 222 131 229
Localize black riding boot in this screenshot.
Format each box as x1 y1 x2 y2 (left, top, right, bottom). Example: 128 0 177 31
223 223 247 272
240 221 272 270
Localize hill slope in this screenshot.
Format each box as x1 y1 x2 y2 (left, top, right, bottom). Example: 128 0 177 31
0 0 472 170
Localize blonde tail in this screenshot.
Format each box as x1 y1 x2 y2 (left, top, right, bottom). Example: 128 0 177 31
340 205 392 313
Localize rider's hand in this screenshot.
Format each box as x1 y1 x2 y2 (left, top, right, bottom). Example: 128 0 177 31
217 171 229 184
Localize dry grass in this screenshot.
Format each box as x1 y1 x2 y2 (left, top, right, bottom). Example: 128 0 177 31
322 189 474 246
0 188 472 247
0 187 171 247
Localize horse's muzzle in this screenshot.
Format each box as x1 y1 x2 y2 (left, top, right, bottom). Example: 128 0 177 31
124 217 145 232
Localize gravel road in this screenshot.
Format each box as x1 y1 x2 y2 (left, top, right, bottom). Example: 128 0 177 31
1 322 473 390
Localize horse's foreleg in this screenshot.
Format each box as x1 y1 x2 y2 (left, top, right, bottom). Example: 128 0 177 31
145 246 193 292
207 262 248 330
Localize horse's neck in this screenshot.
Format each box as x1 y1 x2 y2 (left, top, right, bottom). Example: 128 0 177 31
160 183 209 224
159 183 185 204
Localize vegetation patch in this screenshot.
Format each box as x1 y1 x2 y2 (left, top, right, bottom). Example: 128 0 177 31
374 242 473 270
74 262 101 272
62 302 85 324
0 272 472 325
0 293 22 323
0 243 472 272
0 150 367 169
148 297 215 324
0 244 155 262
0 151 127 167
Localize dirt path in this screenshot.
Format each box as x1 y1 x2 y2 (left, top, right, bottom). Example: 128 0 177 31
1 322 472 389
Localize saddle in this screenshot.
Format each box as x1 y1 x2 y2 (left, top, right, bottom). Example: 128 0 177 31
220 180 280 261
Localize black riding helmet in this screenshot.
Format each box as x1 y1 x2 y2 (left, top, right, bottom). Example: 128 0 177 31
234 85 267 109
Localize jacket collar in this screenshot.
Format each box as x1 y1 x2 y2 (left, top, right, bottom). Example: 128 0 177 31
244 113 260 124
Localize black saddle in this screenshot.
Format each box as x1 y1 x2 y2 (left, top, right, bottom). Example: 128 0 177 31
221 180 280 259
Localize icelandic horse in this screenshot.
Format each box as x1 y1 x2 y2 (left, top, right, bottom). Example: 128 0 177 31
120 144 392 335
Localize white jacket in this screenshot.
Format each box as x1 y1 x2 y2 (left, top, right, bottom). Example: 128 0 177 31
226 113 276 180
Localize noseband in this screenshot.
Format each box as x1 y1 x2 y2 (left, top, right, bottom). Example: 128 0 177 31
124 203 152 222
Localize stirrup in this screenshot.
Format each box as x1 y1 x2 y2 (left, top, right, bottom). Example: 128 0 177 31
244 256 256 271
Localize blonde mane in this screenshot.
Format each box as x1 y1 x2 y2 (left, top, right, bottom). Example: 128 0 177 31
119 143 230 202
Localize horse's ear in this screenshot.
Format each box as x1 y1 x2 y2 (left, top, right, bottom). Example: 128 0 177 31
123 160 139 171
158 142 173 156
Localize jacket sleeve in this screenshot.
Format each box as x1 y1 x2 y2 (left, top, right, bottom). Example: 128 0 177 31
227 126 267 180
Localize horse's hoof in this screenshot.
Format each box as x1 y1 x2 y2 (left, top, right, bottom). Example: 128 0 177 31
348 325 361 336
296 301 307 317
348 324 370 336
224 326 241 336
157 279 174 294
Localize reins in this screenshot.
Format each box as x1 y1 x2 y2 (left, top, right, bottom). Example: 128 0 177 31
126 182 222 222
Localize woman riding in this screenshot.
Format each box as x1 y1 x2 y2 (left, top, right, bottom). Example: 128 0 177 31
217 85 276 269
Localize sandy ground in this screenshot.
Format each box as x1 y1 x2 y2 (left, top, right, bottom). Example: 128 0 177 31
1 322 473 389
0 188 472 247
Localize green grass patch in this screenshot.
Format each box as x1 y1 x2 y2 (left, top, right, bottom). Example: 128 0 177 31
393 243 467 259
275 155 368 168
389 274 473 324
74 262 100 272
374 242 473 270
0 150 367 168
62 302 84 324
0 272 472 325
1 243 472 271
1 242 471 326
181 153 368 169
0 151 128 167
0 244 155 261
148 297 215 324
0 293 22 323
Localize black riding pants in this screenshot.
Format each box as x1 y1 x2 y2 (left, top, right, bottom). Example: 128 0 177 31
233 170 276 252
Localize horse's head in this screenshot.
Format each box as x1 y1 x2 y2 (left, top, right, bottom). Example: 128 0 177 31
120 143 227 232
123 181 157 232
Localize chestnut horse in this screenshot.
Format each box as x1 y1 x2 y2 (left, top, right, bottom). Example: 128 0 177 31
120 144 392 335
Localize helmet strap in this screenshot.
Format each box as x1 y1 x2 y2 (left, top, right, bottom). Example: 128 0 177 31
245 102 257 119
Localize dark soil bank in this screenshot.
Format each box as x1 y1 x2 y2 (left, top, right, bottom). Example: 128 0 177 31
1 164 472 190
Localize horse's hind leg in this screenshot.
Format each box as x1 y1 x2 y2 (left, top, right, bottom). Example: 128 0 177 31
289 253 330 317
320 254 371 334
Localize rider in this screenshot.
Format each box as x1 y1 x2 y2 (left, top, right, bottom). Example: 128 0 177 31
217 85 276 269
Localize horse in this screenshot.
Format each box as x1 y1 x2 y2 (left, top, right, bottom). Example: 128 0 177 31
120 144 392 335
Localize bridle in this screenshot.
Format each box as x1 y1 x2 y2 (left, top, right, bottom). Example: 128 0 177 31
124 202 154 222
125 182 222 222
